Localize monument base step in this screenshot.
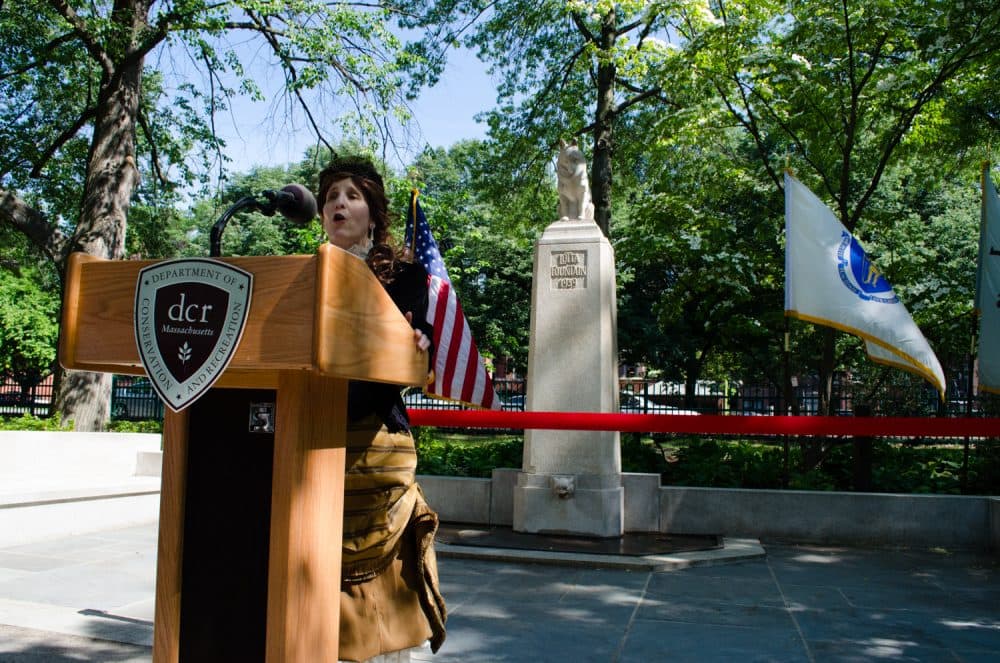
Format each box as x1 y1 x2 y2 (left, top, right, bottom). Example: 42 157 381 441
435 524 764 571
438 524 720 556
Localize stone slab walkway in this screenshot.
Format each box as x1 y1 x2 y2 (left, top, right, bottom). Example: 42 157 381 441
1 521 997 662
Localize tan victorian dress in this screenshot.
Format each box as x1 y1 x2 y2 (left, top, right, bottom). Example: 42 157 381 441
339 417 446 661
338 260 446 662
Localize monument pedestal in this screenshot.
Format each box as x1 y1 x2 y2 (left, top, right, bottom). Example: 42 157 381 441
514 220 623 538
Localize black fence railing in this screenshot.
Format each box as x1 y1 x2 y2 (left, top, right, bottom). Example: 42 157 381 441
111 375 165 421
3 374 997 422
0 375 53 418
497 378 999 418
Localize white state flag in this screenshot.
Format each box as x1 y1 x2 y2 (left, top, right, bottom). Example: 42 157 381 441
977 165 1000 393
784 172 945 396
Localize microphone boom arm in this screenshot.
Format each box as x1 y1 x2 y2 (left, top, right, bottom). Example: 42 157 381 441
210 187 314 257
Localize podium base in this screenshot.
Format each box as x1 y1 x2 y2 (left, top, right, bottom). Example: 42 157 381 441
179 388 275 662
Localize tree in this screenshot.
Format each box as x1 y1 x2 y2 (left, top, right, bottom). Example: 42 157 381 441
617 126 785 404
185 160 328 258
672 0 1000 413
0 228 60 395
0 270 59 391
407 142 538 372
0 0 426 429
403 0 709 237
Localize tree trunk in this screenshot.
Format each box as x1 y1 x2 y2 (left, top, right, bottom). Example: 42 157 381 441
683 362 700 411
54 58 143 431
800 327 837 470
591 9 616 239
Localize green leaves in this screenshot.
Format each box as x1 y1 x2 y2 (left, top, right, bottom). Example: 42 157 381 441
406 142 536 369
0 266 59 384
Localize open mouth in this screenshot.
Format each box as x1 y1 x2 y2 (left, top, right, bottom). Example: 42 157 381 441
333 212 346 221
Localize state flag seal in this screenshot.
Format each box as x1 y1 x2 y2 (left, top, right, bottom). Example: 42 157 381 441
134 258 253 412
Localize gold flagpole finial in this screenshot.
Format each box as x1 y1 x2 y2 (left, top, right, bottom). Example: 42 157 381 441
783 151 794 178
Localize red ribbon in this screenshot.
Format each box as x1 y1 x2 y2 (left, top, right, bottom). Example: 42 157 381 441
408 410 1000 438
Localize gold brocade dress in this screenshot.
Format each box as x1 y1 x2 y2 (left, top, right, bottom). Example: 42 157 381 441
337 259 446 662
339 415 446 662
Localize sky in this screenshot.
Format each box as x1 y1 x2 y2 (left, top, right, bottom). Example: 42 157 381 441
213 49 499 174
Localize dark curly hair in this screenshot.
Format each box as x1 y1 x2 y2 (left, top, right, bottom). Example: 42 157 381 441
317 155 402 284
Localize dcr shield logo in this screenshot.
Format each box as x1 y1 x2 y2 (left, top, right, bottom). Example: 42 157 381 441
836 232 899 304
134 258 253 411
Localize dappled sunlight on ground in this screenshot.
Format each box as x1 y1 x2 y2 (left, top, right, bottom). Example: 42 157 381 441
859 637 920 658
939 618 1000 631
790 553 844 564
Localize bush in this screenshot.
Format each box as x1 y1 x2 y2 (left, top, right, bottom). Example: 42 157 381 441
415 430 673 479
0 413 161 433
105 419 162 434
661 438 785 489
621 433 666 473
872 442 966 494
655 436 997 495
414 427 523 478
0 413 72 431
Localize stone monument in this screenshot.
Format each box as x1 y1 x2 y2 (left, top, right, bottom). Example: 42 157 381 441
512 140 623 538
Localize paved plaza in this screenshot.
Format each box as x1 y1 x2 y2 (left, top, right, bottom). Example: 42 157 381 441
0 519 997 662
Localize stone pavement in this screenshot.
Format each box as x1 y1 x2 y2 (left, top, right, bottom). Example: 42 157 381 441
0 520 998 662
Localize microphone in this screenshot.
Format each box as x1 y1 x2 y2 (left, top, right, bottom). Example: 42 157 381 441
260 184 318 224
209 183 318 257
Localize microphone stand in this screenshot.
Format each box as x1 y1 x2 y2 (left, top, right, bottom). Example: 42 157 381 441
209 192 284 258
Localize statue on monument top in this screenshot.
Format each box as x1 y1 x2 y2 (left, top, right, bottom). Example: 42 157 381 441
556 139 595 223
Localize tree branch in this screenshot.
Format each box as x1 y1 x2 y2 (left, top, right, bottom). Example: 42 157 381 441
0 189 70 265
617 19 644 36
29 107 97 179
0 32 78 81
850 14 1000 229
715 76 784 192
136 108 167 187
518 41 590 131
248 10 337 153
47 0 114 75
199 50 227 184
617 86 676 114
569 11 596 43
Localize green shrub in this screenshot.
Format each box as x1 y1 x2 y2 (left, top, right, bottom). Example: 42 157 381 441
105 419 163 434
0 413 72 431
661 438 786 489
966 443 1000 495
414 427 523 478
0 413 161 434
621 433 666 473
872 443 966 494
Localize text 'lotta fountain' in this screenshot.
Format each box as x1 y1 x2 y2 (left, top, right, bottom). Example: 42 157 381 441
513 139 623 538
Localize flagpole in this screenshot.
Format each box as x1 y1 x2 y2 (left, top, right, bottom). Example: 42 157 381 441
782 162 793 488
409 189 419 257
964 160 992 491
782 317 791 488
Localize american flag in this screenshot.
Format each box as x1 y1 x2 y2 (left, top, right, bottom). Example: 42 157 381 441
405 190 500 409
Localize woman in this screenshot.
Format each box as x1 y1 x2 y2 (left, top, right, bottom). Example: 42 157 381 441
317 156 446 662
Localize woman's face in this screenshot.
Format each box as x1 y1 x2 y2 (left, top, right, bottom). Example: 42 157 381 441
322 177 372 250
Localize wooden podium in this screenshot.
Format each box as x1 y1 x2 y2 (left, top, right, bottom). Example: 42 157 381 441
59 244 426 662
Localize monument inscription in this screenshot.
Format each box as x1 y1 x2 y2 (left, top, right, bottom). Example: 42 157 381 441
550 250 587 290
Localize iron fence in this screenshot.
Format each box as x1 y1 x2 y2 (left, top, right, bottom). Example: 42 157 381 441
0 374 164 421
0 375 53 418
497 377 999 418
2 374 997 422
111 375 165 421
